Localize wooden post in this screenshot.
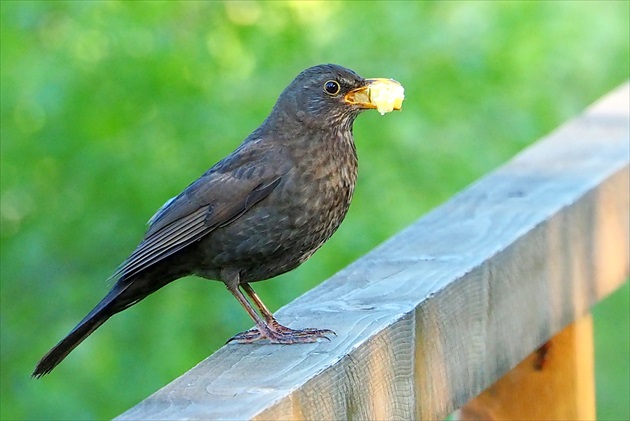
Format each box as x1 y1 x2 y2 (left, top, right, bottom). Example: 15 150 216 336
458 314 595 420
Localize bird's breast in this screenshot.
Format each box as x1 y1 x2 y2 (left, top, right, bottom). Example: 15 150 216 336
196 130 358 282
284 130 358 229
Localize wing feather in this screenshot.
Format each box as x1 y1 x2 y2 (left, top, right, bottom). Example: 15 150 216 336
112 172 282 281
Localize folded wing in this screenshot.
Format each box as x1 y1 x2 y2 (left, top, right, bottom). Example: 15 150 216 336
113 143 284 280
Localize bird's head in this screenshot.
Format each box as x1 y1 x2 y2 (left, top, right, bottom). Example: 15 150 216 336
271 64 404 129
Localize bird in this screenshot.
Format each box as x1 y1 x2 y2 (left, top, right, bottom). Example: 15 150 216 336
32 64 404 377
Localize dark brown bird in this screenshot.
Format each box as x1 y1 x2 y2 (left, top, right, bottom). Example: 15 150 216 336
33 64 404 377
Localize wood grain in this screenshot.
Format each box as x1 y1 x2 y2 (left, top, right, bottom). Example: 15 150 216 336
117 83 629 420
458 314 595 420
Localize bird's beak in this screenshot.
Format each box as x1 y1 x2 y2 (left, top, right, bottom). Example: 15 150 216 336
344 78 405 115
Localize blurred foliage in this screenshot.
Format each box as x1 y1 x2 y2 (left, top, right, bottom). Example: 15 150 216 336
1 1 628 419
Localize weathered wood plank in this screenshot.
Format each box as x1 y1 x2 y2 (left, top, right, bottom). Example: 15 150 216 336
458 314 595 420
117 83 629 420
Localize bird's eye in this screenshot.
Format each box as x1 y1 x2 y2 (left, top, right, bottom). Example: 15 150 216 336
324 80 341 95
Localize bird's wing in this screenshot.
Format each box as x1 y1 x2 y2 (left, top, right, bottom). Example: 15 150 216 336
112 145 284 280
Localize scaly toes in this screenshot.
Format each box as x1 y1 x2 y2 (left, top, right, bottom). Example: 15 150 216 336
227 326 335 344
226 328 263 344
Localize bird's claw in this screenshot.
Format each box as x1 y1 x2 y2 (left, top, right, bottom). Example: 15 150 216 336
226 325 335 344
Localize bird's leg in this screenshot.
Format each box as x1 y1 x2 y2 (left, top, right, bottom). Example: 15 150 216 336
223 282 272 340
226 282 334 344
241 283 275 323
243 283 335 337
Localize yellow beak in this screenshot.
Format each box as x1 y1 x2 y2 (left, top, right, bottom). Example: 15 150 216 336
344 78 405 115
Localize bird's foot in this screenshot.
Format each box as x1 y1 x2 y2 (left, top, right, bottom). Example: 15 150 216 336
227 322 335 344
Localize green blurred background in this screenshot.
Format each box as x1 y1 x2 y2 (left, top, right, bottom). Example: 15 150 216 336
1 1 628 419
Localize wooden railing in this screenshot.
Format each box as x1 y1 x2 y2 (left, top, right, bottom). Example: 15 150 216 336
117 83 629 420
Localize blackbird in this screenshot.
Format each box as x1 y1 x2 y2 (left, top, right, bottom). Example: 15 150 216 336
33 64 404 377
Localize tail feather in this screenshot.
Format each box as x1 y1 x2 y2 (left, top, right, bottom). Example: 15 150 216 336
32 284 128 378
33 261 186 377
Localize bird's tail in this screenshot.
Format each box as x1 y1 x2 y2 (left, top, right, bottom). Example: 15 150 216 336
32 282 131 378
